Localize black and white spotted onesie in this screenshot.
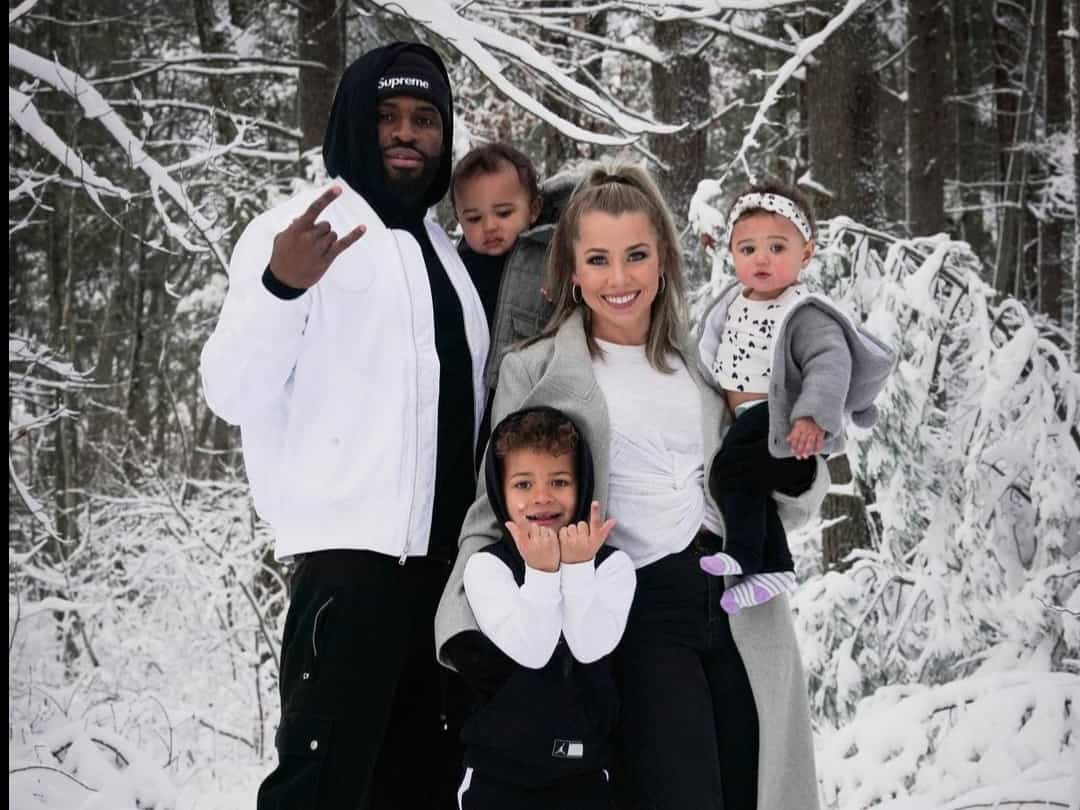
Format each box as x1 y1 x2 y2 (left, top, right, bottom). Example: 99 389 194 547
711 284 806 395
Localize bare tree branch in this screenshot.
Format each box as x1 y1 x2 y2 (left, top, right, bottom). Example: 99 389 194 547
9 765 98 792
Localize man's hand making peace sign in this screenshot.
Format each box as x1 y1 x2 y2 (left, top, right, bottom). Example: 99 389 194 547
268 186 368 290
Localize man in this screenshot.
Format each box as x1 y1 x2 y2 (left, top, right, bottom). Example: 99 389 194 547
200 42 488 809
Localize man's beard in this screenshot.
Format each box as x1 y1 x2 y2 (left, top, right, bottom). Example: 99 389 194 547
382 148 439 206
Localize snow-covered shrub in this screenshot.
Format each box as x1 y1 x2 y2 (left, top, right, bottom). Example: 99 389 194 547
9 480 283 809
818 671 1079 808
784 220 1080 806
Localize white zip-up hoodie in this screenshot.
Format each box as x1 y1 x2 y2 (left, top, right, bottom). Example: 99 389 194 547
200 183 489 560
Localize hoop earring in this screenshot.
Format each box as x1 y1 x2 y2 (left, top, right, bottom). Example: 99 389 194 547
658 274 666 294
572 284 582 305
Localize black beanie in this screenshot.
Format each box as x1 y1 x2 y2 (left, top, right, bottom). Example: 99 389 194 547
377 49 451 128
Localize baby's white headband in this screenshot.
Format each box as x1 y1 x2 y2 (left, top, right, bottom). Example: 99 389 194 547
724 192 813 246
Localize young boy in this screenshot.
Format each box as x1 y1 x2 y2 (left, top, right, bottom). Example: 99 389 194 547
697 181 896 614
441 407 635 810
451 144 577 467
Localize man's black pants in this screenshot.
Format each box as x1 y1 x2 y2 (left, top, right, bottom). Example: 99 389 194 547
612 540 759 810
709 401 795 575
256 549 467 810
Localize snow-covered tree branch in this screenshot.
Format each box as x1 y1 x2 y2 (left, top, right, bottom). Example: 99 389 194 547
9 43 228 269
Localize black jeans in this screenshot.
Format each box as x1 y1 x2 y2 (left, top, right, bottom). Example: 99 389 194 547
256 550 466 810
612 540 759 810
710 401 794 575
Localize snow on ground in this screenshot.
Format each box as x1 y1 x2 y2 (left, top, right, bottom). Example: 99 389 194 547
11 625 1077 809
817 671 1079 809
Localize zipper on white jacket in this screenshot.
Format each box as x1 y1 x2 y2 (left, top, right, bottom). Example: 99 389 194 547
391 231 422 565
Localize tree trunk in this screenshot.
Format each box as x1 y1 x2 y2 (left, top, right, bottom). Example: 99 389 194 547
804 3 883 226
582 10 606 162
799 53 810 185
152 262 172 464
47 187 80 548
125 205 153 467
1017 5 1045 304
992 0 1040 296
83 221 131 488
877 65 907 229
542 94 574 176
1040 0 1066 320
542 8 608 171
820 455 870 571
764 15 797 182
537 1 578 174
803 3 880 565
1066 0 1080 364
650 19 710 226
541 1 574 178
298 0 341 152
952 0 996 263
907 0 949 235
193 0 238 144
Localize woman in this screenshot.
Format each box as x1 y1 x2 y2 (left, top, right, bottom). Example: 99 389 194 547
435 164 827 809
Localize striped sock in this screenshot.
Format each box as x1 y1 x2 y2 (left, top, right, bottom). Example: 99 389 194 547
699 552 743 577
720 572 797 615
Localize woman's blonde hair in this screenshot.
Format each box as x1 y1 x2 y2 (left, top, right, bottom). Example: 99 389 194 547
534 163 688 372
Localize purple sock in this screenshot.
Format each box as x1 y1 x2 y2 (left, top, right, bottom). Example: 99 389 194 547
699 552 743 577
720 572 797 615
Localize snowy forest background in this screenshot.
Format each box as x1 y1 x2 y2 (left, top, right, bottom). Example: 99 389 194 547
8 0 1080 808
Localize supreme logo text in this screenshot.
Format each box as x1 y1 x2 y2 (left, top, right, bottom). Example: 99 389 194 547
378 76 430 91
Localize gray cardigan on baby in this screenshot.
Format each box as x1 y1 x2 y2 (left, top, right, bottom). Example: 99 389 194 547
699 280 896 457
434 309 827 810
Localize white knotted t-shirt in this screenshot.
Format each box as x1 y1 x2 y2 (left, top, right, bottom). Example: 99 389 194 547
591 339 723 568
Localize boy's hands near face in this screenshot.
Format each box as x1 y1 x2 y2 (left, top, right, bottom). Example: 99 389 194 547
787 416 826 459
505 521 561 573
558 501 616 564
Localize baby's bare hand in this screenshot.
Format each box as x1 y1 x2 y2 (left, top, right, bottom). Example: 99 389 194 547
786 417 825 460
558 501 616 564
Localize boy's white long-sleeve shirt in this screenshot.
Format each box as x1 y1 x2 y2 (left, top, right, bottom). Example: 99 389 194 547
463 549 636 669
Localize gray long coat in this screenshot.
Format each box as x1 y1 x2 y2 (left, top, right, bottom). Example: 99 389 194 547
434 309 826 810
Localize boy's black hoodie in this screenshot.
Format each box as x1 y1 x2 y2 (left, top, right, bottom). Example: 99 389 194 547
441 406 620 789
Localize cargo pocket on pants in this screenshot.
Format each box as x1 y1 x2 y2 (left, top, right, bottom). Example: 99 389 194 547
257 713 332 810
